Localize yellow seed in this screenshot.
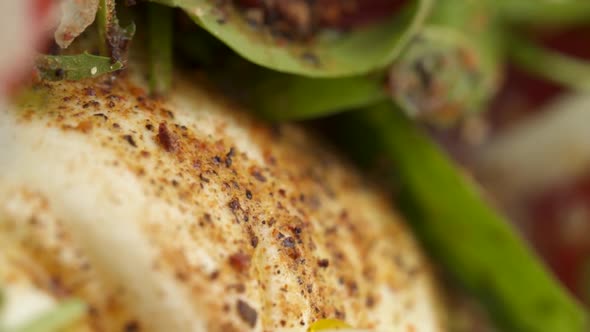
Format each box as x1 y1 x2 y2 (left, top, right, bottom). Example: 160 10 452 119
308 319 352 331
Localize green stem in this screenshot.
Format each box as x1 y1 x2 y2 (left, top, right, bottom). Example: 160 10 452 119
509 36 590 92
147 3 173 95
336 103 588 332
494 0 590 25
96 0 114 57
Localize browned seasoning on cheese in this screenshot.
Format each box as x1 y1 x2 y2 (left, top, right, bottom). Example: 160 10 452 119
4 75 438 331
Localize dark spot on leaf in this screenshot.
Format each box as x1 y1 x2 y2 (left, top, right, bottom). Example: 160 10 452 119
302 52 320 66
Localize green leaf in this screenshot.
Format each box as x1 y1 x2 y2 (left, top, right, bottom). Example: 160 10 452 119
508 35 590 92
246 0 502 123
11 299 86 332
35 53 123 81
149 0 433 77
250 70 388 121
338 102 588 332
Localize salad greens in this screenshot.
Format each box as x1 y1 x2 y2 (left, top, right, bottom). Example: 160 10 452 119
35 53 123 81
338 103 587 332
149 0 433 77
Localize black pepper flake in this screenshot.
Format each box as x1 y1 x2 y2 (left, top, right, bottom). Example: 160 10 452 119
213 156 222 165
93 113 108 120
317 259 329 268
282 237 295 248
145 123 153 131
236 300 258 328
225 147 235 167
228 198 241 211
246 190 253 200
123 320 140 332
347 280 358 296
162 109 174 119
123 135 137 147
250 235 259 248
251 170 266 182
199 173 210 183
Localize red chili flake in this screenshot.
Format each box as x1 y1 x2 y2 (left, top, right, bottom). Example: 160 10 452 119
229 252 251 272
157 122 177 152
